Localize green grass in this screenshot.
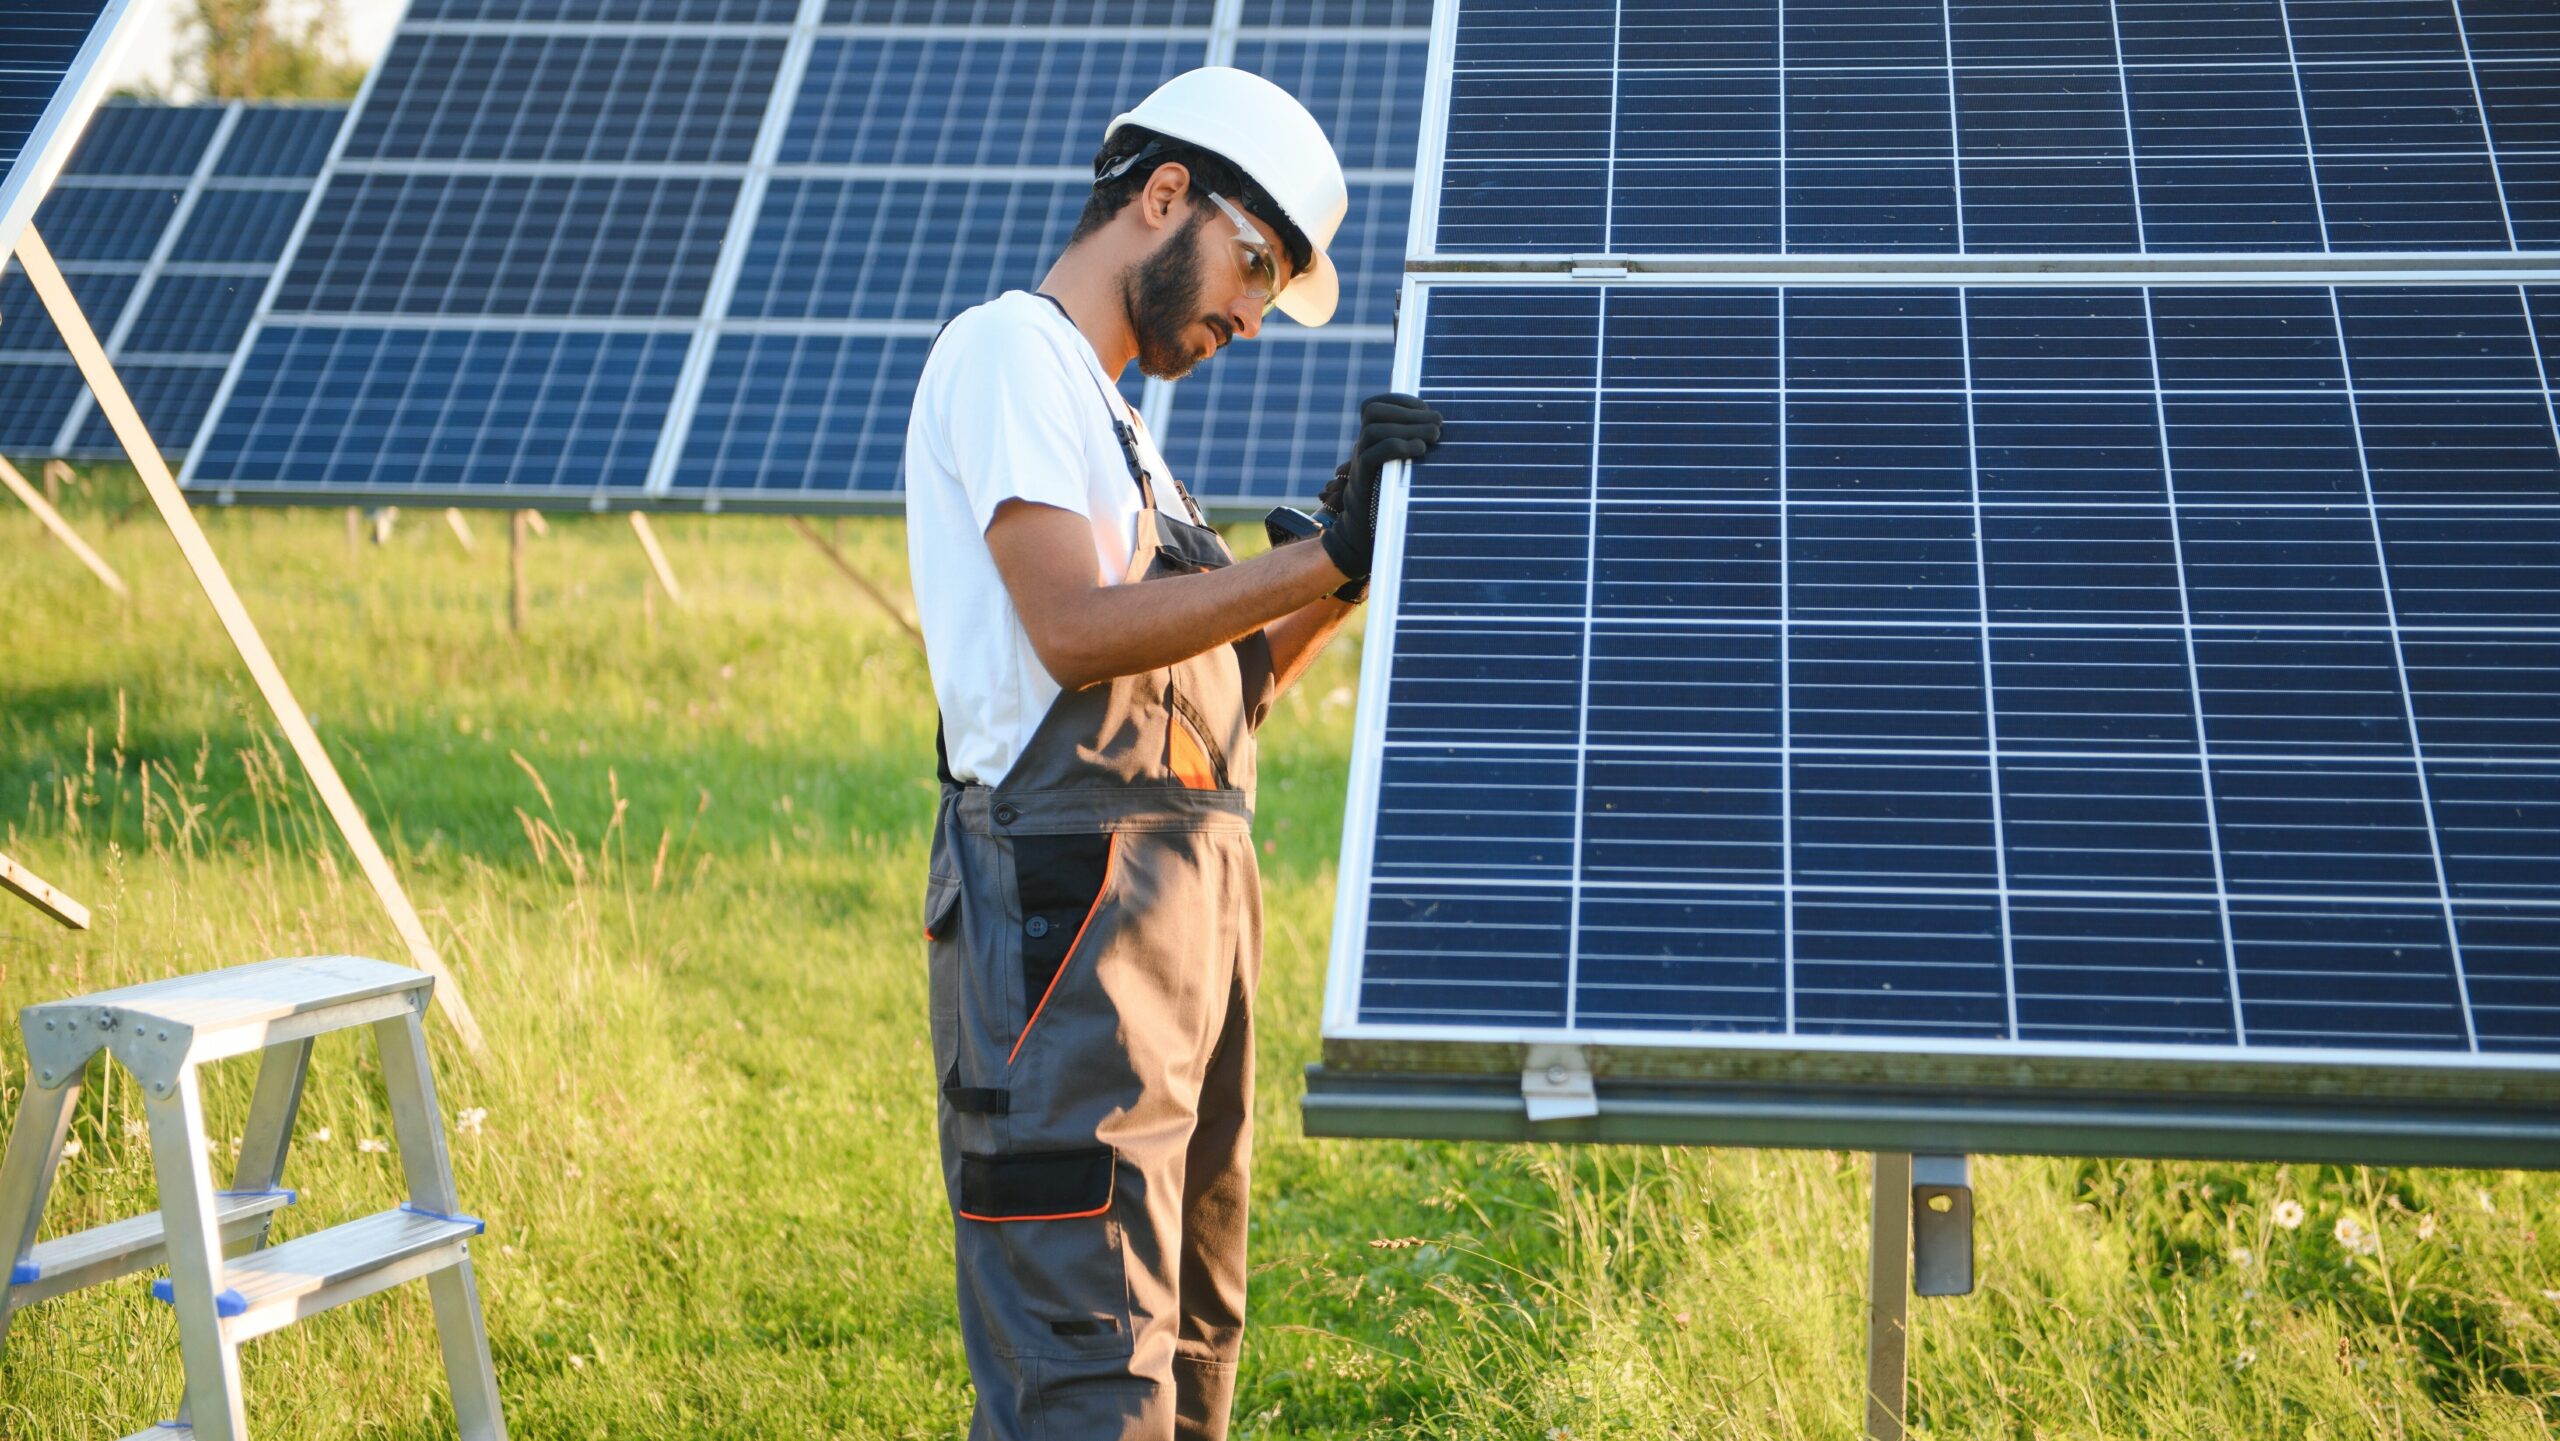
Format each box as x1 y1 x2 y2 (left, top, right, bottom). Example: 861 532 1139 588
3 481 2557 1438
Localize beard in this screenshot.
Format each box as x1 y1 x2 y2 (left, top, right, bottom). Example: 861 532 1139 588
1124 207 1231 382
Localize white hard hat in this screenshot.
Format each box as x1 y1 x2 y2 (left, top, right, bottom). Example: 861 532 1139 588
1103 67 1348 327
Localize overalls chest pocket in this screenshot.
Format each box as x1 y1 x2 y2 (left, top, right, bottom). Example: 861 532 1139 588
1149 511 1233 576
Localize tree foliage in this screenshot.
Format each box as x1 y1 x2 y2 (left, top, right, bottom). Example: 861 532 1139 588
183 0 366 100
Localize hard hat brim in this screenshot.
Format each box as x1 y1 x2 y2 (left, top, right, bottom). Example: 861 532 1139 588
1274 248 1338 327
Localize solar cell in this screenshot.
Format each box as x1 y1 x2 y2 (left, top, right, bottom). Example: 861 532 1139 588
0 100 347 458
185 0 1427 511
1424 0 2560 257
1329 274 2560 1127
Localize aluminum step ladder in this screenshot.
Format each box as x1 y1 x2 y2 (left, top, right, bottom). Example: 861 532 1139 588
0 955 506 1440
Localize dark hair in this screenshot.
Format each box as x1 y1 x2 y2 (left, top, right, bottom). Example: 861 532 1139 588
1070 124 1314 278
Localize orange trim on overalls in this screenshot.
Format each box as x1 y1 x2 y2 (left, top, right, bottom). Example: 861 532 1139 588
1007 834 1119 1066
956 1201 1112 1224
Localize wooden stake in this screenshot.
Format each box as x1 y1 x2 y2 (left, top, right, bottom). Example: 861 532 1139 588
522 509 549 538
42 459 73 507
345 506 360 561
510 508 528 636
444 507 477 554
786 515 923 648
0 453 128 597
16 225 486 1054
0 850 89 930
628 512 685 606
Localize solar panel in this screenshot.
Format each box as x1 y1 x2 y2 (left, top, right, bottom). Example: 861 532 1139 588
0 2 136 268
1424 0 2560 258
0 100 347 459
1314 0 2560 1166
181 1 1426 512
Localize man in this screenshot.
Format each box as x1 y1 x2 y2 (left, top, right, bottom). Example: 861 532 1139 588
902 66 1441 1441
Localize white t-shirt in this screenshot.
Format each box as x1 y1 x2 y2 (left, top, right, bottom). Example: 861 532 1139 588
904 289 1188 785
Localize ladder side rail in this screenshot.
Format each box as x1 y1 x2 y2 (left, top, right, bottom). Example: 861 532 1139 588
143 1067 249 1441
0 1070 84 1355
228 1038 314 1252
373 1007 508 1439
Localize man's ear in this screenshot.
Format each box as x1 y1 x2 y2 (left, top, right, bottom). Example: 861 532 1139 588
1138 161 1192 230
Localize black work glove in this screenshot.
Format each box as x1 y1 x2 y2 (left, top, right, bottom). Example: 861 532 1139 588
1318 392 1441 600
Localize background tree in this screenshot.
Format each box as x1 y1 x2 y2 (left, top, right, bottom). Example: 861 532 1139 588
183 0 365 100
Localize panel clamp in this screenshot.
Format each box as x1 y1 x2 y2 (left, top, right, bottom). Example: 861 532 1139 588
1570 255 1630 280
1521 1043 1597 1123
1911 1153 1973 1297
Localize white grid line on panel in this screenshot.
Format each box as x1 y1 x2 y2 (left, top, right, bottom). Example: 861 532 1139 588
1355 868 2554 913
1953 287 2018 1036
643 0 830 498
1777 284 1795 1032
2326 284 2482 1051
2137 283 2249 1042
2106 0 2149 257
1561 286 1606 1028
1939 0 1965 257
2525 283 2560 460
2272 0 2336 254
2446 0 2522 254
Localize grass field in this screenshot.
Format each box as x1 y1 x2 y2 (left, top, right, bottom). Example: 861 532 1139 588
3 481 2557 1438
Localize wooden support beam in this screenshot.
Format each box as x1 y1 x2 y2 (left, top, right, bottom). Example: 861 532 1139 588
521 509 548 538
0 452 128 597
0 851 89 930
628 512 685 606
16 224 487 1054
786 515 923 648
42 459 75 506
510 509 529 635
444 507 477 554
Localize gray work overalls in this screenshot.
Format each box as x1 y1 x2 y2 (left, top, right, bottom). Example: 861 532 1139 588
923 350 1274 1440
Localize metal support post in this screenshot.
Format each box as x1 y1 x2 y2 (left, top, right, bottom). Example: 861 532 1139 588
628 512 685 607
1865 1151 1911 1441
445 508 478 555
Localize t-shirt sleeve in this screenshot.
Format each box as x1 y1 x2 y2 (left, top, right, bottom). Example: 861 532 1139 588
934 318 1093 534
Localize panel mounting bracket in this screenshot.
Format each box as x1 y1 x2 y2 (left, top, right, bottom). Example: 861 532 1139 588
1569 255 1630 279
1911 1153 1973 1297
1520 1044 1597 1123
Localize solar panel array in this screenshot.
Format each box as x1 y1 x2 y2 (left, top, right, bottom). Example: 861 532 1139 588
0 102 345 458
1327 0 2560 1090
182 0 1431 513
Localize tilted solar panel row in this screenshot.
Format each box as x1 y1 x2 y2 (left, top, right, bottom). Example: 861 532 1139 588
184 2 1430 512
0 100 344 458
1433 0 2560 255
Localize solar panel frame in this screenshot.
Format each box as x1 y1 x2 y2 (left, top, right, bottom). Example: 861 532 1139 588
0 0 146 271
1314 256 2560 1166
179 0 1426 515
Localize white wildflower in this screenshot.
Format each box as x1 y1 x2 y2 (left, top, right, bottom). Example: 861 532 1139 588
2416 1213 2438 1243
2334 1216 2379 1257
312 1127 333 1143
2234 1347 2257 1370
2271 1199 2305 1230
358 1137 389 1154
59 1137 80 1159
2228 1246 2255 1269
455 1107 489 1137
123 1118 145 1139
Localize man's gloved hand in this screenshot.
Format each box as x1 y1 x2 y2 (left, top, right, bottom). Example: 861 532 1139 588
1318 392 1441 600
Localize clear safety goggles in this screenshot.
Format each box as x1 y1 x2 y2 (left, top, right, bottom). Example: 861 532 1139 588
1206 191 1288 317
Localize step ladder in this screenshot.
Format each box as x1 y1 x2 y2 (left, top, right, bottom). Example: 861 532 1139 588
0 955 506 1440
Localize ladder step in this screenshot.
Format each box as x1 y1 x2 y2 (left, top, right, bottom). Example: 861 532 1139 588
149 1205 482 1343
10 1190 295 1311
28 955 428 1049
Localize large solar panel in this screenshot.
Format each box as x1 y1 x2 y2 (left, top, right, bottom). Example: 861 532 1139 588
1313 0 2560 1166
0 101 346 457
0 2 142 286
182 0 1430 513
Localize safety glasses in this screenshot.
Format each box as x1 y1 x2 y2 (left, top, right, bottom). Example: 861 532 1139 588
1206 191 1287 316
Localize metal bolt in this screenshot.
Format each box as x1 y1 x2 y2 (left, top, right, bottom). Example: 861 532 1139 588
37 1071 52 1086
1545 1064 1568 1085
42 1020 53 1031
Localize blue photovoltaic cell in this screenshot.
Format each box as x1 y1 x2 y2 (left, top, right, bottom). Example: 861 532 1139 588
345 34 785 165
782 36 1202 169
728 176 1087 322
0 265 130 351
822 0 1215 23
0 363 88 445
31 183 178 260
214 105 341 178
670 333 935 496
189 326 690 493
1432 0 2560 255
277 173 738 318
118 271 259 353
171 186 308 264
68 362 222 451
1156 333 1395 505
61 102 220 176
1356 281 2560 1054
412 0 799 19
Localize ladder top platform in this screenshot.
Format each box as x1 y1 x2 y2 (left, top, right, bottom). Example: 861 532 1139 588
23 955 426 1035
